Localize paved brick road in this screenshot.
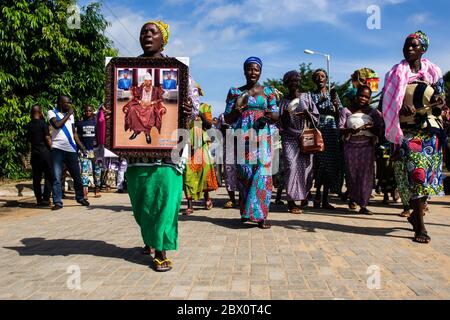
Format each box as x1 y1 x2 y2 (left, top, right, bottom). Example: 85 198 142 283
0 188 449 300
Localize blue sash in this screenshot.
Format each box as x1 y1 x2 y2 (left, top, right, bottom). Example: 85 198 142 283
53 109 77 152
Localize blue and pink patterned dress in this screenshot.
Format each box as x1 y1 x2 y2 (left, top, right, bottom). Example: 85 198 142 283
225 86 278 222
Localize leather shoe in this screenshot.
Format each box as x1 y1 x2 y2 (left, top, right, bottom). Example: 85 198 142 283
77 199 90 206
129 132 139 140
51 204 63 211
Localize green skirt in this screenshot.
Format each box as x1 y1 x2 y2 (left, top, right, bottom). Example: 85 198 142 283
126 165 182 251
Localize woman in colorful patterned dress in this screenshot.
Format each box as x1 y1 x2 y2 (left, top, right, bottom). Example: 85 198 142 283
223 57 279 229
279 70 319 214
184 100 218 214
382 31 446 244
310 69 344 209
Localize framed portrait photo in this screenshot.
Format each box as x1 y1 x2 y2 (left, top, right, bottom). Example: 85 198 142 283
105 57 189 158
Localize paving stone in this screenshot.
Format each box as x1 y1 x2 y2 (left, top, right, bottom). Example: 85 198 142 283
0 190 449 300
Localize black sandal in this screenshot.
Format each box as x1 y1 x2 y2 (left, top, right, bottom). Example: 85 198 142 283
322 203 335 210
413 232 431 244
258 221 271 229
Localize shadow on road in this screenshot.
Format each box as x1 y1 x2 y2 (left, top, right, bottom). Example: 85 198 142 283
0 198 49 210
4 238 151 267
179 214 412 240
87 205 132 213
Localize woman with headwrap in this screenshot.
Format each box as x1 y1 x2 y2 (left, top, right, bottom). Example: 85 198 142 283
279 70 319 214
340 85 383 215
223 57 279 229
382 31 445 244
310 69 344 209
124 20 199 271
183 84 218 214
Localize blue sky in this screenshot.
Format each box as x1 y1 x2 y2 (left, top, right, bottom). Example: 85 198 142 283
80 0 450 116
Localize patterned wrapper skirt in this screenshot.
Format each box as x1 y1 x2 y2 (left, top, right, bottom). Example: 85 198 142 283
237 133 273 222
282 137 314 201
126 165 182 251
184 144 218 200
80 152 101 188
398 130 444 200
314 122 344 194
344 139 375 208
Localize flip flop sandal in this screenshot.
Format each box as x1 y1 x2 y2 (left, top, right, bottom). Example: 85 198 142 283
400 210 411 218
289 207 302 215
348 202 357 210
322 203 335 210
413 232 431 244
183 208 194 215
258 221 271 229
163 258 173 267
153 258 172 272
205 199 213 210
223 201 235 209
359 208 373 215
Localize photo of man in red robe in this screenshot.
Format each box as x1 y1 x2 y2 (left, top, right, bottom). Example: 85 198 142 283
123 73 167 144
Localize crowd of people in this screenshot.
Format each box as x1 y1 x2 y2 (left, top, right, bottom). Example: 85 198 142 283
26 99 127 210
26 19 448 272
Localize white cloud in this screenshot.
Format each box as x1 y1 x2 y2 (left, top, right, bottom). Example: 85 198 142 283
103 0 436 116
406 13 436 26
103 6 147 56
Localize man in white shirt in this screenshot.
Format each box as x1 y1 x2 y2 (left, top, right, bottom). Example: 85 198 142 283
48 96 89 210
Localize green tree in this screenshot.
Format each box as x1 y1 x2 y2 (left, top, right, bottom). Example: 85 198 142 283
0 0 117 178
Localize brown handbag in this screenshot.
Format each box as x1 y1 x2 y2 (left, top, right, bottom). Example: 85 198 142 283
299 95 325 154
300 126 325 154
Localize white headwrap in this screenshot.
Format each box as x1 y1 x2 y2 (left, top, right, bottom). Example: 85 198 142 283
144 73 152 81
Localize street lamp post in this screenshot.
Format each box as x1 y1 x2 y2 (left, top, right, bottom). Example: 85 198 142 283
304 49 331 92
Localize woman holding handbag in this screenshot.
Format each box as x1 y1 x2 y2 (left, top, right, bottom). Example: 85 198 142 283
310 69 345 209
279 71 320 214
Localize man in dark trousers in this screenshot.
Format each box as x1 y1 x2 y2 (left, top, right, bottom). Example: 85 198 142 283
26 105 54 206
48 96 89 210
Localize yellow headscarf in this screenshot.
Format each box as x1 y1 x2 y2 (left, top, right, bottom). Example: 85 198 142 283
146 20 170 49
194 83 204 96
